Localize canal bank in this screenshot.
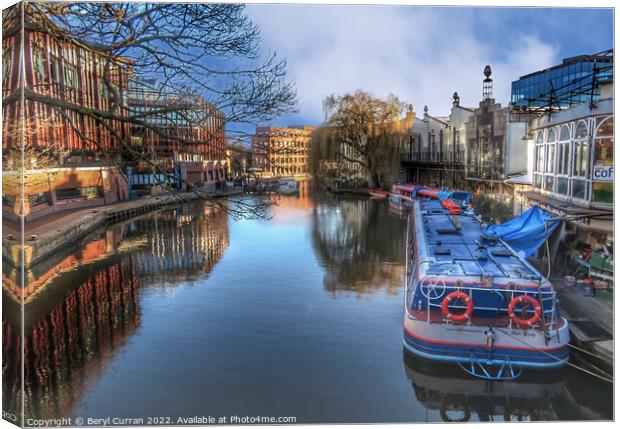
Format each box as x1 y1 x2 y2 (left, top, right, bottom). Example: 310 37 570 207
552 276 614 376
2 188 243 268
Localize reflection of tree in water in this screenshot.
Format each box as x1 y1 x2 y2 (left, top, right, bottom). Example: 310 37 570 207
403 354 612 422
311 197 406 296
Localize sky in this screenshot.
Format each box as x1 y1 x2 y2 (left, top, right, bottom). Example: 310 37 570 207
245 5 613 126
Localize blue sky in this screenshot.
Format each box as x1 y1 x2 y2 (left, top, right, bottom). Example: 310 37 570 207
245 5 613 126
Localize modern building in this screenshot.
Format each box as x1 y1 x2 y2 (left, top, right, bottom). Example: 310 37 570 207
511 50 613 110
520 78 613 259
126 78 227 193
2 2 131 221
251 126 316 177
401 94 472 188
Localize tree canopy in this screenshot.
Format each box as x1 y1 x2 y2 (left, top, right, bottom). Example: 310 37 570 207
312 90 414 188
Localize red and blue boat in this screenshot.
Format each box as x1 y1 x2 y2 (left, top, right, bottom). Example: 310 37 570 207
369 188 390 198
404 199 569 379
389 184 472 212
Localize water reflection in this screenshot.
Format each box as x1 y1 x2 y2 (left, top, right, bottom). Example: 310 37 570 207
403 353 612 422
311 196 406 296
2 206 229 420
1 188 613 422
3 259 140 420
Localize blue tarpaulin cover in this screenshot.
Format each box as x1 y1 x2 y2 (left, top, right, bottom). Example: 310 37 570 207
451 191 472 205
437 190 453 201
484 205 560 257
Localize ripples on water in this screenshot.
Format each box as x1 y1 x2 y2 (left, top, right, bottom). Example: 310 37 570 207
2 182 613 422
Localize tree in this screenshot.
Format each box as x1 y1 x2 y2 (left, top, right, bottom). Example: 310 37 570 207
314 90 414 188
2 2 297 219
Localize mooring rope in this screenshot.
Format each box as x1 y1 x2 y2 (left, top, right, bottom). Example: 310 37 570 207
494 326 613 384
566 342 613 363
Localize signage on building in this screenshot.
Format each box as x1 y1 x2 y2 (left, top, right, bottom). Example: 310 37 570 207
593 165 614 182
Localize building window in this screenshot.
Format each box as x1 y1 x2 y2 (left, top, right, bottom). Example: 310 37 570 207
64 64 78 90
592 182 613 204
591 117 613 203
545 144 555 173
572 123 589 178
543 175 554 191
33 45 46 80
535 131 544 144
556 177 569 195
534 174 542 189
56 186 103 200
571 179 587 200
593 117 613 168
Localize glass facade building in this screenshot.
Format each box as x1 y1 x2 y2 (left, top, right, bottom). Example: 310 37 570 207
511 51 613 109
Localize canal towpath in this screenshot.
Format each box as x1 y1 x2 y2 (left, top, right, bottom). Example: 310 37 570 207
551 275 614 376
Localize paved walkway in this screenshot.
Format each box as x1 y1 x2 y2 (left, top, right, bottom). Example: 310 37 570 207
3 189 242 266
3 207 101 238
552 275 613 369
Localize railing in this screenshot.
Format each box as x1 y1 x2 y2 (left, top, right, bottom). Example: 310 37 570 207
401 150 465 164
415 275 557 329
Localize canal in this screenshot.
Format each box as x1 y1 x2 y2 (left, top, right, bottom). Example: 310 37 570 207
2 182 613 423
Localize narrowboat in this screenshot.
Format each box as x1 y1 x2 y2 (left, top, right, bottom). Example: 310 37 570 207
404 199 569 379
369 188 390 198
389 184 418 210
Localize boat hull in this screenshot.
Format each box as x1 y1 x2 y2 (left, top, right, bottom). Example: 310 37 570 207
403 315 570 369
389 193 413 209
369 190 389 198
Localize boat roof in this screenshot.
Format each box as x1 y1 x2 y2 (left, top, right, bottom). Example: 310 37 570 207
415 199 542 281
396 185 418 192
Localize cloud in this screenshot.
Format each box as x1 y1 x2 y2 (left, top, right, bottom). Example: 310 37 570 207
246 5 560 124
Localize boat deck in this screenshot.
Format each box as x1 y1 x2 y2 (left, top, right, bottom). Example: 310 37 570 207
416 199 541 282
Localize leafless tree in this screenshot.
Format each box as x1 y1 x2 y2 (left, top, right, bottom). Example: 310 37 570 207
3 1 298 219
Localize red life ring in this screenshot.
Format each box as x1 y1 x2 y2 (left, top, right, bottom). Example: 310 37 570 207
441 291 473 323
508 295 542 328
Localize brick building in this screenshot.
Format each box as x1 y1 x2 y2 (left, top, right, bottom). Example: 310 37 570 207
127 78 228 193
2 3 131 221
251 126 315 177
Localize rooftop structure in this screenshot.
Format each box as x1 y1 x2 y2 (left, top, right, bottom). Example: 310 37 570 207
510 49 613 112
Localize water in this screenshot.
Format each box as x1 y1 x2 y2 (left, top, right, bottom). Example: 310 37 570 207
2 182 613 423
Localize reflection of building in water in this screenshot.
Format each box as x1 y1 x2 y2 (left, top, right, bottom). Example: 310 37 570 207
403 354 610 422
2 204 230 420
2 204 229 301
3 226 126 300
311 198 405 296
128 206 229 283
2 259 140 420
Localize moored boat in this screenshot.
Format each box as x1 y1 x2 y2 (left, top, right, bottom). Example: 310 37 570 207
278 179 299 195
369 188 389 198
389 184 418 210
403 199 569 379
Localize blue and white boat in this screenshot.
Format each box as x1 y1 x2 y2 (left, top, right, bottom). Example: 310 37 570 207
403 199 569 379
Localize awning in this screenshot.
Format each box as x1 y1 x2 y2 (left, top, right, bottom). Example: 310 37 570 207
484 205 560 257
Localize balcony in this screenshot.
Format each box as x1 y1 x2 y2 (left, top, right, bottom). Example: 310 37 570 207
400 150 465 165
